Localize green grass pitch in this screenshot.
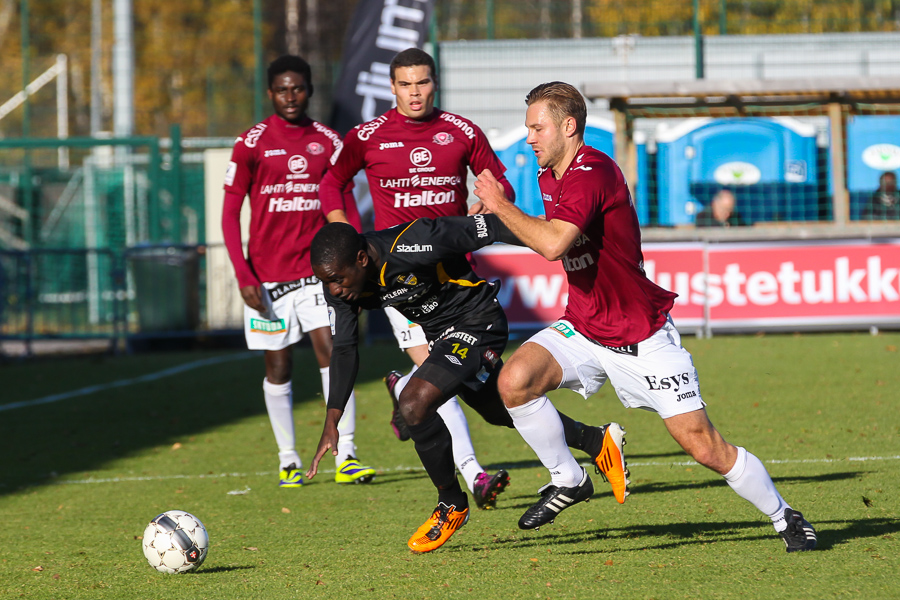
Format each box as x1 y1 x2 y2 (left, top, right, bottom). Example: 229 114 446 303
1 332 897 599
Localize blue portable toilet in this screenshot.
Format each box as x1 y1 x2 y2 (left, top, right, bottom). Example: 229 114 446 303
655 117 820 226
846 115 900 220
492 117 649 225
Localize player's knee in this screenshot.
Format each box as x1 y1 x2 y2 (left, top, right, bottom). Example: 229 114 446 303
264 350 292 383
496 363 530 408
398 388 430 426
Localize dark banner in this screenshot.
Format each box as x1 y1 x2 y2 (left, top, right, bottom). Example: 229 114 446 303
330 0 434 135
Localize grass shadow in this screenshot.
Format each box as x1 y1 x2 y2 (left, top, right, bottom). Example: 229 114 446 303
0 343 408 495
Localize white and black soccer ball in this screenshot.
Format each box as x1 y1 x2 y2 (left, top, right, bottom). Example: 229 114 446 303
141 510 209 574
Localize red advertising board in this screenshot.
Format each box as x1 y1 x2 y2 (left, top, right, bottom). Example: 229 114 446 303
474 239 900 331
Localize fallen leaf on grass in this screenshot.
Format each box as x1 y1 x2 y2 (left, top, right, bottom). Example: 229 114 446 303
282 507 291 513
33 566 44 572
243 547 258 551
171 443 182 450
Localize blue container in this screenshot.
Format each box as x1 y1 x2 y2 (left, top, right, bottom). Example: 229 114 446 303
846 115 900 220
494 118 649 225
655 118 819 225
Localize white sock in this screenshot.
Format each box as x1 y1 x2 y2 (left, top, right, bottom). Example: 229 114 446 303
507 395 582 487
263 378 301 470
437 397 483 492
724 446 790 532
320 366 357 466
394 364 418 398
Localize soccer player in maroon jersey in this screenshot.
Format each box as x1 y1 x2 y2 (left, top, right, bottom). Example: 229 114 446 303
318 48 517 510
474 82 817 552
222 55 374 488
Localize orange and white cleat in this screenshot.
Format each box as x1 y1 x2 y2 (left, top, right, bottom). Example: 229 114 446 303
407 502 469 553
592 422 630 504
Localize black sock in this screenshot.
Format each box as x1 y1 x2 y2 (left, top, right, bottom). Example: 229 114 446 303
558 412 604 458
407 413 467 509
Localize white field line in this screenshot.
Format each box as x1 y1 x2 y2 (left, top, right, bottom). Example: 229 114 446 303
49 455 900 486
0 352 256 413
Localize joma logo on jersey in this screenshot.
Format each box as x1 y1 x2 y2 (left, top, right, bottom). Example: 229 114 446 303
393 190 455 208
396 243 432 252
264 149 286 157
645 372 692 393
562 252 595 272
268 197 321 212
379 141 404 150
250 318 286 334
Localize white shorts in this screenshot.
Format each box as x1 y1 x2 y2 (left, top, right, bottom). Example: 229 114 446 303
384 305 428 350
526 316 706 419
243 278 330 351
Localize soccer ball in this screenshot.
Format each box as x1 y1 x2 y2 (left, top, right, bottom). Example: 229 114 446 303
141 510 209 574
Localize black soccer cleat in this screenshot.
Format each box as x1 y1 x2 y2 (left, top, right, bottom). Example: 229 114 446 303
518 468 594 530
779 508 817 552
385 370 411 441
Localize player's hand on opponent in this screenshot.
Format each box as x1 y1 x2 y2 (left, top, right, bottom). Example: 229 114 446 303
473 169 509 213
467 200 490 215
305 417 340 479
240 285 266 313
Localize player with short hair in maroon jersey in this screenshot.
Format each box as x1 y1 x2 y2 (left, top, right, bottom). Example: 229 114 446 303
318 48 518 511
474 81 817 552
222 55 374 488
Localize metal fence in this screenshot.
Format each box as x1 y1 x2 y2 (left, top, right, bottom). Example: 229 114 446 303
3 2 900 350
0 244 223 354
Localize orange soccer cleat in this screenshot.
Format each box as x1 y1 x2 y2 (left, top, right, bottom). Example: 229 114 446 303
407 502 469 553
592 422 630 504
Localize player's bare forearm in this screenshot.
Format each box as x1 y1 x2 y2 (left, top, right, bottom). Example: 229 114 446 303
305 410 342 479
326 209 349 224
474 169 579 260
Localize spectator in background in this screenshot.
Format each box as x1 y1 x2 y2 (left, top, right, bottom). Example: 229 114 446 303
695 189 745 227
863 171 900 221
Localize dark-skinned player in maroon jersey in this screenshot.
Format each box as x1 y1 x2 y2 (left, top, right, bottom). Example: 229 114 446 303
474 82 817 552
318 48 525 511
222 55 374 488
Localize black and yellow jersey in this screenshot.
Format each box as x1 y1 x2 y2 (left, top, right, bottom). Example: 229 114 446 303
325 213 519 411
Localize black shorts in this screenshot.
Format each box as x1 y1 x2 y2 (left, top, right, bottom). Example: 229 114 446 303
415 313 513 428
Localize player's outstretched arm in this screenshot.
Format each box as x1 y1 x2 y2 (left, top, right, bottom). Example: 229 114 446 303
474 169 581 261
305 409 342 479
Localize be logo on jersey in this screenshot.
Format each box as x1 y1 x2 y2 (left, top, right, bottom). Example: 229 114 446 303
287 155 310 179
409 147 436 173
